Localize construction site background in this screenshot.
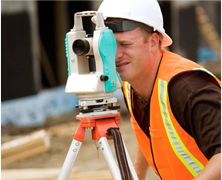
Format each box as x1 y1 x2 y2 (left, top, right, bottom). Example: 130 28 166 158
1 1 221 180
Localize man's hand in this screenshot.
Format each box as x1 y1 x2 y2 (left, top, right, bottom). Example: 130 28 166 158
134 145 149 180
194 153 221 180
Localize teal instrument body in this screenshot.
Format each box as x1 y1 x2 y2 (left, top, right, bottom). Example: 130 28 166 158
65 34 71 76
99 29 118 93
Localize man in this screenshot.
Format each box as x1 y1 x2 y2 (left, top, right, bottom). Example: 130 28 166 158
94 0 221 179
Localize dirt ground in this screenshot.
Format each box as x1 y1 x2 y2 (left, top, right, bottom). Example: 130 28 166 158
1 108 159 180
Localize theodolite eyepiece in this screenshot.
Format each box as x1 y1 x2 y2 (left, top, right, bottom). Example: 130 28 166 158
73 39 90 56
73 38 93 56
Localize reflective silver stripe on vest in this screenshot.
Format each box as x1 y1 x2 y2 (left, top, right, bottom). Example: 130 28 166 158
126 82 131 107
159 79 204 177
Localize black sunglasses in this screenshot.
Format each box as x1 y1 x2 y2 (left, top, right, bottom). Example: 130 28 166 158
105 21 154 33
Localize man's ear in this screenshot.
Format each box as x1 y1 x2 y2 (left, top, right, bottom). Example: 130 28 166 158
150 33 160 52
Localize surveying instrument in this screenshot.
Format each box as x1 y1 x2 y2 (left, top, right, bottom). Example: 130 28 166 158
58 11 138 180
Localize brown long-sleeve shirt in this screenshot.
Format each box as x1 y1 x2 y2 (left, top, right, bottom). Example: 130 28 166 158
129 71 221 160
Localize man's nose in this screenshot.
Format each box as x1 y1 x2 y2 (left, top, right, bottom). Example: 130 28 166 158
115 44 124 61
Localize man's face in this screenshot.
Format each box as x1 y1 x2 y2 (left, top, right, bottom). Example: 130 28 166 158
114 27 153 83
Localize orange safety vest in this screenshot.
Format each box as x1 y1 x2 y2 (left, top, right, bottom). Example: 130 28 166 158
122 50 221 180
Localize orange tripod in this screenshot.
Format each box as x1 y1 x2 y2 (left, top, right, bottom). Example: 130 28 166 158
58 112 138 180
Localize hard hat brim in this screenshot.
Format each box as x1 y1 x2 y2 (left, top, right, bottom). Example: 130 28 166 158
156 29 172 47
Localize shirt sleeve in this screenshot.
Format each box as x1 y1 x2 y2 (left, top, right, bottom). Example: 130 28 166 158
168 71 221 160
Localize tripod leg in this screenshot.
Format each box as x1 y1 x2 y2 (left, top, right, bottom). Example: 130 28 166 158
107 128 139 180
98 137 122 180
122 141 139 180
58 139 82 180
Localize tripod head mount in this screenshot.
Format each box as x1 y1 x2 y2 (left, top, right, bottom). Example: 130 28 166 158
65 11 122 102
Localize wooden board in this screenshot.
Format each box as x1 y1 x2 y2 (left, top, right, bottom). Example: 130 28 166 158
1 130 50 165
1 121 80 165
1 169 112 180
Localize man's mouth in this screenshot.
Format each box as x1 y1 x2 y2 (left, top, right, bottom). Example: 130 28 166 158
115 61 130 68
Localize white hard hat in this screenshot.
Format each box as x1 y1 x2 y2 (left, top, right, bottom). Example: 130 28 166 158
92 0 172 47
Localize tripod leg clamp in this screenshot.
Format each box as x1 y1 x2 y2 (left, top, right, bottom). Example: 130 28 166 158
73 125 85 142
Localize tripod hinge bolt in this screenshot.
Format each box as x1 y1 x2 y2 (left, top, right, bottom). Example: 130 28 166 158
100 146 104 150
75 142 80 146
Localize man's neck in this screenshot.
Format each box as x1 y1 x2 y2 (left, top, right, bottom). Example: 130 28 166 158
130 73 156 102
